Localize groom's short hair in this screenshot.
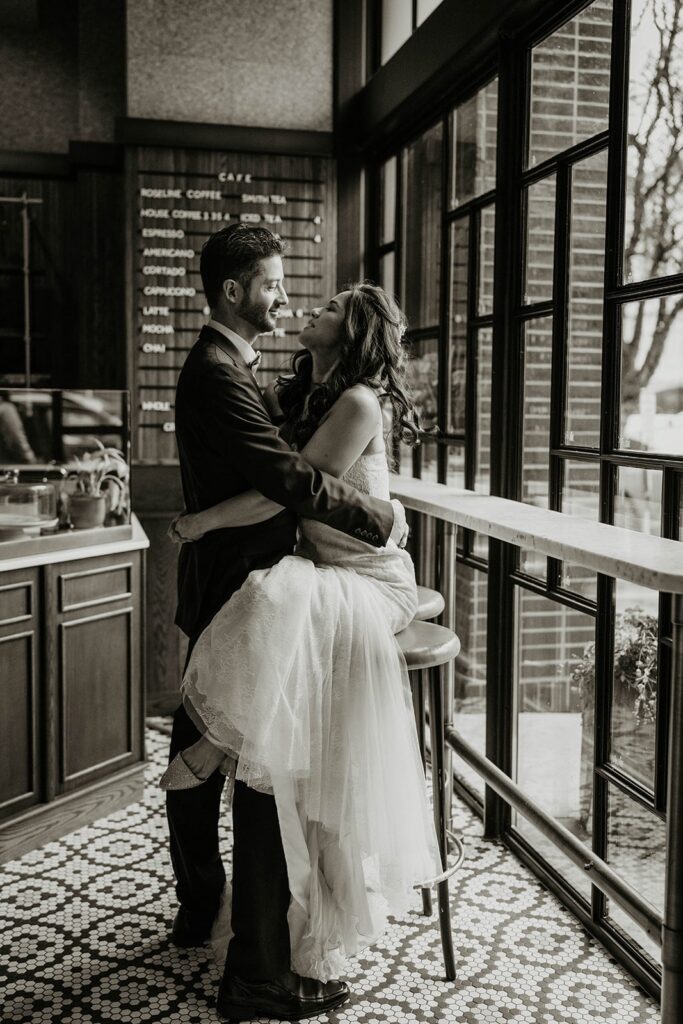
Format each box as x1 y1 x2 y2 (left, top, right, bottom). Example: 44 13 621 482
200 224 285 308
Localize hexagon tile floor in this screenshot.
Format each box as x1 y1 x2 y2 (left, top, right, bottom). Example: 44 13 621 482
0 722 660 1024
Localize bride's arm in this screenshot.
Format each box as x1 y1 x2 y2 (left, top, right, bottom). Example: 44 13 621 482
172 385 381 541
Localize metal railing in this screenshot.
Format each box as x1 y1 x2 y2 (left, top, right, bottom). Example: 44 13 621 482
391 474 683 1022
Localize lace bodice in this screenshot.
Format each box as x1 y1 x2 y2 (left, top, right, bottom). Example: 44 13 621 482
341 450 390 499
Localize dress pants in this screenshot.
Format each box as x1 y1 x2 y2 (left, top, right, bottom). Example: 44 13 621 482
166 702 292 982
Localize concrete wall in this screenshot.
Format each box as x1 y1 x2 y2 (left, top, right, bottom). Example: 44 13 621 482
126 0 333 131
0 0 125 153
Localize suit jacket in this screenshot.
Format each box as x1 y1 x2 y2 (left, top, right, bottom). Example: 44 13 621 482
174 325 395 640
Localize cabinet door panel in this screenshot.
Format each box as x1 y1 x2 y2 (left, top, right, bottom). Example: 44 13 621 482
47 551 142 795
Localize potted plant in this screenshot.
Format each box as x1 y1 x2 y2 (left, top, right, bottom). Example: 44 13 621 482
66 442 129 530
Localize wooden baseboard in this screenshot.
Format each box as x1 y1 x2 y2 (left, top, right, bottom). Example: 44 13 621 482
0 763 146 865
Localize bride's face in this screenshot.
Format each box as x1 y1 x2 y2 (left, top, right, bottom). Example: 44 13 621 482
300 291 350 355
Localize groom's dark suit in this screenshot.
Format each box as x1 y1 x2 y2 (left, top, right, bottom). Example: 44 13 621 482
167 324 395 983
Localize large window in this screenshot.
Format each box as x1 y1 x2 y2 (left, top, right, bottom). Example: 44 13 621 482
369 0 683 987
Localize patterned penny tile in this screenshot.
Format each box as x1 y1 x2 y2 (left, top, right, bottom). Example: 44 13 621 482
0 723 660 1024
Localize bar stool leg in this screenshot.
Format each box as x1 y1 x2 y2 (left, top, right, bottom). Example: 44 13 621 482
411 671 433 917
428 664 456 981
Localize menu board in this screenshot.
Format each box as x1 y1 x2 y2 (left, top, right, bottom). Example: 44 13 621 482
128 145 337 463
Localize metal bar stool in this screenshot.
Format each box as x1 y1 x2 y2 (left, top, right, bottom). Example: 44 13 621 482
397 606 463 982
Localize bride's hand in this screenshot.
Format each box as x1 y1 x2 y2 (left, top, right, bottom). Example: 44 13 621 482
168 511 205 544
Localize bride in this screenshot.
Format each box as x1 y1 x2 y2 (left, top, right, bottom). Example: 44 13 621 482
161 282 441 980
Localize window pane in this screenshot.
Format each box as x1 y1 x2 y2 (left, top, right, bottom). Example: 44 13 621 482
380 156 397 245
519 544 546 580
562 458 601 518
381 0 412 64
414 438 439 481
450 78 498 208
610 581 658 789
614 466 661 536
475 327 493 494
396 440 417 478
619 295 683 456
522 317 553 507
606 783 664 964
405 336 438 430
524 175 556 305
478 205 495 316
453 563 488 800
624 0 683 283
566 150 608 448
528 0 612 167
379 250 396 298
446 444 465 487
448 219 468 433
416 0 442 26
401 122 443 329
560 459 601 599
514 588 595 899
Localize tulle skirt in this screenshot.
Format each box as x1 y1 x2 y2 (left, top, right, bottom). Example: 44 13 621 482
181 521 442 980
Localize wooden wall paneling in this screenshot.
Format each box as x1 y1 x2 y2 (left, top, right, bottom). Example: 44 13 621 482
0 174 74 387
0 163 126 390
131 463 185 715
129 144 338 463
0 568 41 820
74 167 127 388
137 510 188 716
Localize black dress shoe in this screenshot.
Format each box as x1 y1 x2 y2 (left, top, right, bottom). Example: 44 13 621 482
216 969 350 1021
170 908 213 948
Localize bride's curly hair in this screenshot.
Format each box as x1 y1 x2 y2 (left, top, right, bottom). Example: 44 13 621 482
276 282 421 451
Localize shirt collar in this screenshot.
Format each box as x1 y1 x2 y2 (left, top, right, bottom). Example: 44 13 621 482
207 319 259 367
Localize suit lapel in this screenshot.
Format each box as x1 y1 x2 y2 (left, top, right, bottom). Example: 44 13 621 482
196 325 271 416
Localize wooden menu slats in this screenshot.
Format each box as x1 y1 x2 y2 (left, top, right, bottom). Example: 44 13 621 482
127 144 337 465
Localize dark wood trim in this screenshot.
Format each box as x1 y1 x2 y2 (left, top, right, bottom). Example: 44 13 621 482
339 0 596 155
0 143 123 179
0 150 70 178
115 117 334 157
0 764 145 865
68 141 124 170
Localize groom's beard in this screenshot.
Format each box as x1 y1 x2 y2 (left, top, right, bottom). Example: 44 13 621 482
237 295 277 334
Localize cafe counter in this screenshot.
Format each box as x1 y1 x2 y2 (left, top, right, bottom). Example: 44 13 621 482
0 517 149 863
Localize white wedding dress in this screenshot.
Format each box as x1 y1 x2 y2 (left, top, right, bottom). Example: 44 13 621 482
181 450 442 980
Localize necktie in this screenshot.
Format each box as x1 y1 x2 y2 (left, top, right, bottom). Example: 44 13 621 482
250 350 262 373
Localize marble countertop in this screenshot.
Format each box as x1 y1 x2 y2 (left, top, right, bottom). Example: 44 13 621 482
0 514 149 572
390 475 683 595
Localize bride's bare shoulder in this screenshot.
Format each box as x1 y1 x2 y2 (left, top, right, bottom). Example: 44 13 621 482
336 383 382 417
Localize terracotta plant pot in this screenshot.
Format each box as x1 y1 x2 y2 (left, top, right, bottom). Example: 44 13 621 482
69 493 107 530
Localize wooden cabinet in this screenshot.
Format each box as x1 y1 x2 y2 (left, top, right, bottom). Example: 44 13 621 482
0 567 42 821
0 527 147 864
47 552 143 795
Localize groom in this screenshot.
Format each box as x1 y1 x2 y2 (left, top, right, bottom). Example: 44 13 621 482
168 223 407 1021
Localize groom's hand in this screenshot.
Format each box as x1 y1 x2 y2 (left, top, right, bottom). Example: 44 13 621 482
389 498 409 548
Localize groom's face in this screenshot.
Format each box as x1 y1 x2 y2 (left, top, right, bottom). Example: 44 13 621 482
237 256 287 334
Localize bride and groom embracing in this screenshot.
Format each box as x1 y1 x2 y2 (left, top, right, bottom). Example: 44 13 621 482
162 223 442 1022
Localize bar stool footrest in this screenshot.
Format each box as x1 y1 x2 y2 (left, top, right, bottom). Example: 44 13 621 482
414 832 465 889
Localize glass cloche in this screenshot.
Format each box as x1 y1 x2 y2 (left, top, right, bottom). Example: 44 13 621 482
0 470 58 539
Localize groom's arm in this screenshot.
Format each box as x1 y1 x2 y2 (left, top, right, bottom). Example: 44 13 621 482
194 364 397 547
